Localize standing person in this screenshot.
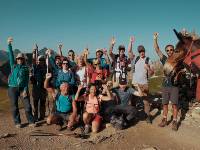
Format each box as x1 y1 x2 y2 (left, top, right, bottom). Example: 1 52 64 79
109 37 133 87
7 37 35 128
153 32 179 131
30 47 47 122
46 49 62 88
133 45 154 123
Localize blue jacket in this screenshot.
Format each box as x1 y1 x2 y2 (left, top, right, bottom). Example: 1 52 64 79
56 69 75 88
7 43 29 91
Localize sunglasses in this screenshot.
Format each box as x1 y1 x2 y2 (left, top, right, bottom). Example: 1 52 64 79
139 50 145 53
62 63 68 65
166 49 174 52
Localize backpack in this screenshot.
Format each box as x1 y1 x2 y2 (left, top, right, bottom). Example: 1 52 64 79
133 56 150 78
112 55 130 82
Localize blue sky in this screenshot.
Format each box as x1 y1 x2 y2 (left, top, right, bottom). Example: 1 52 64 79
0 0 199 60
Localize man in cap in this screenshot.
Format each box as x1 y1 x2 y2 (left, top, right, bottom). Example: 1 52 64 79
109 37 134 87
111 78 142 129
132 45 154 123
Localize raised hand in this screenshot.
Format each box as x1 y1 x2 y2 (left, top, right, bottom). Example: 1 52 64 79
130 36 135 43
110 37 116 46
78 84 83 91
45 49 53 56
58 43 63 49
83 48 89 56
153 32 159 40
103 48 107 55
7 37 13 44
46 73 52 79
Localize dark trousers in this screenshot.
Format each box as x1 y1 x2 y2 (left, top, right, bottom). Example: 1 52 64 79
8 87 34 125
32 86 47 120
112 105 137 121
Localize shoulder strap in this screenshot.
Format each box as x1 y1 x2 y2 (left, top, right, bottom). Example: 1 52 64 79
145 57 149 64
68 95 73 103
134 56 140 64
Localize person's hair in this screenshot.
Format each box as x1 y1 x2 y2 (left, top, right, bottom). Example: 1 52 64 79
86 83 98 96
165 44 174 50
55 55 61 60
68 49 75 55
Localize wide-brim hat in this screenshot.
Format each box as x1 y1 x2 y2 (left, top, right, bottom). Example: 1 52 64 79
16 53 25 59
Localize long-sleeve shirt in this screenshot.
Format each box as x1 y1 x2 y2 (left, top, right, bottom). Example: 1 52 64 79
56 69 75 88
7 43 29 91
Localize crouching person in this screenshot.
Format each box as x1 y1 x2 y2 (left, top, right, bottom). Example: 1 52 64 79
44 73 77 130
75 84 112 134
111 78 142 129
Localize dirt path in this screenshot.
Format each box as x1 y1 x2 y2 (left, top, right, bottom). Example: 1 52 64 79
0 108 200 150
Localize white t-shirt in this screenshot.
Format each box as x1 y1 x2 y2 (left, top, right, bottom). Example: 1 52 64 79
76 66 86 87
133 57 153 84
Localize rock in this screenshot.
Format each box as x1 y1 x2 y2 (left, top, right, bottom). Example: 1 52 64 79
0 133 14 139
191 107 200 119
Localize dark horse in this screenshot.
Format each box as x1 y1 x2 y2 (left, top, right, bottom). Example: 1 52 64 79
163 29 200 102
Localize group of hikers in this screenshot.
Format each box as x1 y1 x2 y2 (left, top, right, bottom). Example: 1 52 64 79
6 33 185 133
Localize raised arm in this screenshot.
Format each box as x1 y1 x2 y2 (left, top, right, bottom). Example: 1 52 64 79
44 73 56 97
103 48 111 65
32 44 38 65
75 85 85 101
153 32 164 60
101 84 112 101
7 37 15 70
128 36 135 61
58 43 63 57
109 37 116 61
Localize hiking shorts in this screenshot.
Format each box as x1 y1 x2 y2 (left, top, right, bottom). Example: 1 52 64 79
162 86 179 105
88 113 102 124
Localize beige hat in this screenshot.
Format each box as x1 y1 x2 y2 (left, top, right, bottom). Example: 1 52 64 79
37 55 45 61
96 48 103 53
16 53 25 59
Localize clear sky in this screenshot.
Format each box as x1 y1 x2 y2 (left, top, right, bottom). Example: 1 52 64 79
0 0 199 60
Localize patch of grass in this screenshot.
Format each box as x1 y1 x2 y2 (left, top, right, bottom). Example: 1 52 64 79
0 87 10 112
149 76 163 94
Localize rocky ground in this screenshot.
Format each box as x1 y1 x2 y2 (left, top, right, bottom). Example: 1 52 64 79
1 102 200 150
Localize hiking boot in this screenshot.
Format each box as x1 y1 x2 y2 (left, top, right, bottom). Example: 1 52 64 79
158 118 167 127
146 115 152 124
15 124 22 128
28 123 36 128
84 125 91 134
172 120 178 131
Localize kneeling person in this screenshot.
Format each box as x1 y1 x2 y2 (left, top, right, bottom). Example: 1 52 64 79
44 73 77 130
75 84 112 134
111 78 142 129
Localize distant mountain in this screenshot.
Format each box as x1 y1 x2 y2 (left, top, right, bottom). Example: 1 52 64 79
0 47 57 86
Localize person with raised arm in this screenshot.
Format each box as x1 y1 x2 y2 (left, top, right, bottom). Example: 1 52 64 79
7 37 35 128
153 32 179 131
109 36 133 87
44 73 78 130
30 44 47 122
75 84 112 134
